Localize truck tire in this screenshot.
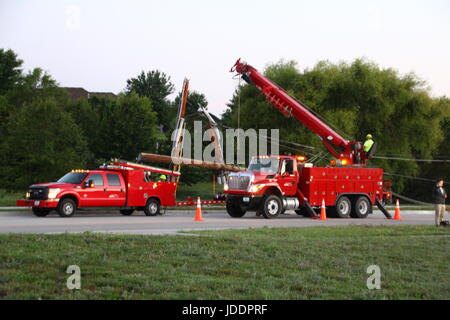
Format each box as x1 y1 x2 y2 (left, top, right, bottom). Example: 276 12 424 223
261 195 282 219
57 198 76 217
226 201 246 218
120 209 134 216
144 198 160 216
335 196 351 218
32 207 51 217
351 196 370 219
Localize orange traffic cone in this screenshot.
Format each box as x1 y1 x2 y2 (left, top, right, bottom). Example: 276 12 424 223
194 196 204 221
393 199 403 220
319 199 328 220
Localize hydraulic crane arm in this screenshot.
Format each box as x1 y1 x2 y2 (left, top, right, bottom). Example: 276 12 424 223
231 59 366 165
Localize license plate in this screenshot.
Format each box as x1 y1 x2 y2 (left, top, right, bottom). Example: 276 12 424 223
34 201 40 206
243 197 250 203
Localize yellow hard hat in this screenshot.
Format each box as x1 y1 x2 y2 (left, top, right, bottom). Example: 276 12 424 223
366 134 373 139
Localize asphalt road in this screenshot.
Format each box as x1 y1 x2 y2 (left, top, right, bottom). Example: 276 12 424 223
0 208 436 235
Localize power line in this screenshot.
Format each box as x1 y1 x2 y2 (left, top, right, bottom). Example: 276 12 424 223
384 172 448 183
373 156 450 163
376 153 450 159
391 191 434 206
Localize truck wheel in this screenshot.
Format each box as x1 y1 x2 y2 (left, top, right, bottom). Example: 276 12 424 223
262 195 282 219
144 199 160 216
120 209 134 216
32 207 51 217
57 198 76 217
335 196 351 218
226 201 246 217
351 196 370 218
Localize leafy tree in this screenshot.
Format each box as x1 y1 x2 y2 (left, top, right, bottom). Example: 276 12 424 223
404 98 450 200
0 49 23 94
76 93 165 163
0 97 89 190
178 166 208 186
5 67 68 111
125 70 175 129
65 97 100 167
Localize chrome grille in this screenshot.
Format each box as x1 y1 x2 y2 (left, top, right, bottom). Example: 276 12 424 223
29 187 48 200
228 175 251 190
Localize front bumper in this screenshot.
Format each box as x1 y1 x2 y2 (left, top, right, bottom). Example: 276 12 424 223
226 194 263 211
16 199 59 208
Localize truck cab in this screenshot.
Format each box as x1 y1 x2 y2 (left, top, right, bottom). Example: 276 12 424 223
17 161 180 217
224 155 304 218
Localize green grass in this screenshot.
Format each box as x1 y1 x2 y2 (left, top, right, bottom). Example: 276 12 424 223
176 181 223 201
0 225 449 299
0 189 23 207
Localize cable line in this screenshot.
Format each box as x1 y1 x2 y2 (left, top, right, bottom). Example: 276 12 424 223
373 156 450 163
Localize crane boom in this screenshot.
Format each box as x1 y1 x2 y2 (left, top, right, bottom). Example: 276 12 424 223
231 59 366 165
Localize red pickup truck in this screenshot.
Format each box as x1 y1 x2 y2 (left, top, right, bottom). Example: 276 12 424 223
17 160 180 217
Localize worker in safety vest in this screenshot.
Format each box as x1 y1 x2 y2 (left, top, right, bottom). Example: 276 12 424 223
363 134 374 153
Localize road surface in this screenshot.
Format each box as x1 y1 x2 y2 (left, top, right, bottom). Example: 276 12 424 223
0 208 436 235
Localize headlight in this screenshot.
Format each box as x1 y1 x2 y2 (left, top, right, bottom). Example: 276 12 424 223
249 184 264 193
47 188 61 199
25 192 30 199
224 184 229 191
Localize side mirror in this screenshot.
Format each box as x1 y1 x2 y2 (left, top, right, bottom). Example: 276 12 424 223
282 172 290 177
83 180 94 188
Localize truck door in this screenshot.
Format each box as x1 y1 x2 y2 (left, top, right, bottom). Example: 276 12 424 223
105 173 127 207
82 173 109 207
279 159 297 196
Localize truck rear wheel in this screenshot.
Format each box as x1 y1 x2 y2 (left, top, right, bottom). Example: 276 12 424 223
120 209 134 216
32 207 51 217
57 198 76 217
144 198 160 216
262 195 282 219
335 196 351 218
226 201 246 218
351 196 370 218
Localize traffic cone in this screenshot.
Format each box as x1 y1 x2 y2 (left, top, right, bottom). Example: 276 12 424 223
194 196 204 221
393 199 403 220
319 199 328 220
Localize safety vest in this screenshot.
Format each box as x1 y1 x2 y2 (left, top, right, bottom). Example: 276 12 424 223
364 139 374 152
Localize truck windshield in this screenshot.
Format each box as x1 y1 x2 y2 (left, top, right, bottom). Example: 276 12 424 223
57 172 88 184
247 158 280 174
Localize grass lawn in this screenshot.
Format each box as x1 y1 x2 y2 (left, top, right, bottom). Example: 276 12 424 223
0 189 23 207
0 225 449 300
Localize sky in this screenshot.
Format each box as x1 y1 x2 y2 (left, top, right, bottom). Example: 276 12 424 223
1 0 449 116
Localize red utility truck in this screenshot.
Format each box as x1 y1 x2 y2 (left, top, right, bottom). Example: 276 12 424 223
17 160 180 217
225 59 392 219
